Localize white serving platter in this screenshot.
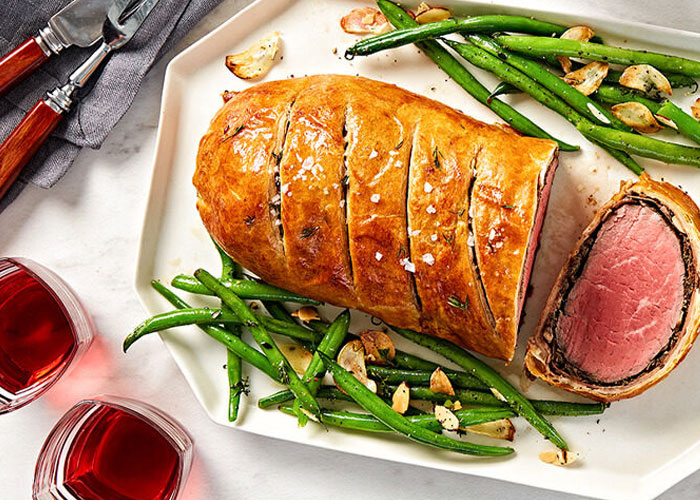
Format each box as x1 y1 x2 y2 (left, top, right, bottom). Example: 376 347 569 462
134 1 700 498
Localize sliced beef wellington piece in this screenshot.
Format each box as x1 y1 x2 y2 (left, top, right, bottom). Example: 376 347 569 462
526 175 700 401
194 75 559 361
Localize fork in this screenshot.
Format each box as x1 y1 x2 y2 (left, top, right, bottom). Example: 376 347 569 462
0 0 160 201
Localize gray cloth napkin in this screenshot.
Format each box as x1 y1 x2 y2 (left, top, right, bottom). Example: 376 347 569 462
0 0 223 210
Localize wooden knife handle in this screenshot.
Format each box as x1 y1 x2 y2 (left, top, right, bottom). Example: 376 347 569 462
0 37 50 96
0 100 63 200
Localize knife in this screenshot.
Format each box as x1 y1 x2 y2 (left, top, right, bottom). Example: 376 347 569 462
0 0 114 96
0 0 160 201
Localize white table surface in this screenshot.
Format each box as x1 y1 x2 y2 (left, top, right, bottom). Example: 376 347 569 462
2 1 700 498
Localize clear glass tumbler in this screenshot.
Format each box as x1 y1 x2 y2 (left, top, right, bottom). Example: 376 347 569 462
33 396 193 500
0 257 93 413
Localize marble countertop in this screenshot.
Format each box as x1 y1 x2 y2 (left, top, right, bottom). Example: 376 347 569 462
2 1 699 498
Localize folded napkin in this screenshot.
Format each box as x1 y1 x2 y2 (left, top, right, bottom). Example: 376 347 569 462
0 0 225 211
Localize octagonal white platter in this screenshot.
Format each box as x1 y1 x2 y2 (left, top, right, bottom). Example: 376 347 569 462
135 1 700 498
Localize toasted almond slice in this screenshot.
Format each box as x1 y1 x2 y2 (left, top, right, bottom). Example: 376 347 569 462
340 7 390 35
279 343 313 374
692 98 700 121
557 26 595 73
463 419 516 441
360 330 395 365
225 31 280 80
336 340 377 393
619 64 672 98
415 7 451 24
539 449 579 467
429 367 455 396
611 102 663 133
392 382 410 414
563 61 609 96
291 306 320 322
435 405 460 431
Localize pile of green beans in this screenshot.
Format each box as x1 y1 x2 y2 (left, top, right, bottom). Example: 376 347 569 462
374 0 578 152
392 327 569 450
345 1 700 173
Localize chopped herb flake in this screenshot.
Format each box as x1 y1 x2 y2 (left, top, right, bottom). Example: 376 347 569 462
300 226 320 239
447 295 468 310
223 124 246 142
501 204 516 209
243 215 256 226
432 146 442 169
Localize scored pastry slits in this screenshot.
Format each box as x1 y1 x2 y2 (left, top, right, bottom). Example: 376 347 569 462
407 109 499 355
194 79 305 285
344 87 421 329
278 77 355 305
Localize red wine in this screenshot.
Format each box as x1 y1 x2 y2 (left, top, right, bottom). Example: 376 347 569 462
0 259 75 394
64 405 181 500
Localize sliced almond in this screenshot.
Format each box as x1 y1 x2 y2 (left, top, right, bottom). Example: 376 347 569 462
391 382 410 414
557 26 595 73
490 388 507 402
691 98 700 121
429 367 455 396
415 2 431 15
291 306 320 322
415 7 451 24
463 419 516 441
619 64 672 98
340 7 390 35
435 404 459 431
225 31 280 80
563 61 609 96
611 102 663 133
539 449 579 467
279 343 313 374
360 330 395 365
336 340 377 393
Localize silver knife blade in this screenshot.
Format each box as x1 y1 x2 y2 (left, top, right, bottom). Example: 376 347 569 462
46 0 115 49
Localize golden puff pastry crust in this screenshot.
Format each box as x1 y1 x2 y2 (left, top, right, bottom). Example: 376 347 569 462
195 75 559 361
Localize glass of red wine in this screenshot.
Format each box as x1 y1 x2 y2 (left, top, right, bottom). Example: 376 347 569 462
0 257 93 413
33 396 193 500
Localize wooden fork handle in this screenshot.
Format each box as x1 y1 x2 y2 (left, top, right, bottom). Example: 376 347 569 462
0 37 50 96
0 100 63 200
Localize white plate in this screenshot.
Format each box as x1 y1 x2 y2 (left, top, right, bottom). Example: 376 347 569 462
134 1 700 498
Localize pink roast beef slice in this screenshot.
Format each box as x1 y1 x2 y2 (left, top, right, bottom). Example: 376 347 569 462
556 203 685 383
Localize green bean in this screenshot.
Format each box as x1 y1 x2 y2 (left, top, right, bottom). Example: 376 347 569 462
392 327 568 450
279 405 516 433
594 84 662 113
124 308 321 347
577 121 700 167
212 237 245 422
393 350 440 371
346 15 568 57
376 0 578 152
367 365 488 391
605 69 697 90
496 35 700 78
259 386 607 416
262 301 296 324
143 281 279 382
171 274 321 305
195 269 322 421
656 100 700 145
292 310 351 426
319 353 513 456
467 35 632 132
